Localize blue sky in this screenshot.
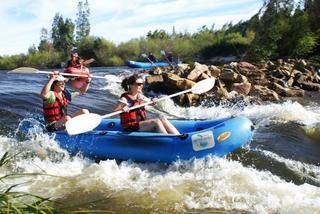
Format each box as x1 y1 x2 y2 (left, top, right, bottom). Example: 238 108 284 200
0 0 263 56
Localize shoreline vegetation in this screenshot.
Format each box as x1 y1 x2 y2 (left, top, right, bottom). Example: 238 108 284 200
0 0 320 70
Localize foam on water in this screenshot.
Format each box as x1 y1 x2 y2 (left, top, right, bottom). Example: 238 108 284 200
301 123 320 142
1 133 319 213
2 76 319 211
155 99 320 126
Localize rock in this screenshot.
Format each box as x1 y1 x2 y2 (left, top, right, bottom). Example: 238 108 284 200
236 62 265 82
276 59 283 66
163 73 195 91
250 85 280 101
198 72 211 81
235 74 248 83
299 81 320 91
229 62 238 68
266 61 276 70
208 65 221 78
270 82 305 97
175 63 191 77
216 86 230 99
152 67 162 75
294 59 307 71
231 82 252 95
145 75 163 84
220 69 238 82
286 77 294 87
187 62 209 81
178 93 200 106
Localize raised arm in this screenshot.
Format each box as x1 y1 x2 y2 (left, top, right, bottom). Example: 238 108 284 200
78 76 92 94
40 71 59 99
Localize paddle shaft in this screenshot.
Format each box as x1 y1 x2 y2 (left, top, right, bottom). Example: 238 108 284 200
34 70 106 79
142 54 157 66
160 50 173 66
102 88 193 119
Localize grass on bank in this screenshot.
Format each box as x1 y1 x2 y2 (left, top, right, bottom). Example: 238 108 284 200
0 151 56 213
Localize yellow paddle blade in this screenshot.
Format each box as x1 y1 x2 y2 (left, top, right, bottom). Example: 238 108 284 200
8 67 40 74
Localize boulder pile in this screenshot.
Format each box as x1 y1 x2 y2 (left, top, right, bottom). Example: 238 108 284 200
144 59 320 106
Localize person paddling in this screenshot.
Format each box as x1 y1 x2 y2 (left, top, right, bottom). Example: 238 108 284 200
66 52 82 68
65 51 91 90
166 52 174 63
147 52 157 62
40 71 91 132
113 74 180 134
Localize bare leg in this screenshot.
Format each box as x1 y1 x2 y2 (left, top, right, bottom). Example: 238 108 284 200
139 119 168 134
160 117 180 134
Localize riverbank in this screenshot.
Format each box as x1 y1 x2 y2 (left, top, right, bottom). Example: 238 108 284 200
145 59 320 106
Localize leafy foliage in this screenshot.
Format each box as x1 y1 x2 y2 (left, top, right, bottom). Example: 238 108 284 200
51 13 75 57
76 0 90 43
1 0 320 69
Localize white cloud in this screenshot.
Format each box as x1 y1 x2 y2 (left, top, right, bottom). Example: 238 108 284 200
0 0 262 55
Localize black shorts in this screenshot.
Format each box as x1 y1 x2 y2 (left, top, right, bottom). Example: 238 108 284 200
46 122 65 132
123 123 140 132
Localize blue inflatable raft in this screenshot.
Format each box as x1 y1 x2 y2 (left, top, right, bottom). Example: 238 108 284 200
29 116 253 163
125 60 170 69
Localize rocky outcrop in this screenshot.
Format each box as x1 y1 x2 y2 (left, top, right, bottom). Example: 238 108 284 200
144 59 320 106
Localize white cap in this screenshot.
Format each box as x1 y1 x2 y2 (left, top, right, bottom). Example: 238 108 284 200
55 75 66 82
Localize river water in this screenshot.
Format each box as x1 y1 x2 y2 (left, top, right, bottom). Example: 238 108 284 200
0 67 319 213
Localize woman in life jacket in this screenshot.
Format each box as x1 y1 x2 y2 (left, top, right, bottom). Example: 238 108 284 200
66 52 81 68
113 74 180 134
40 70 91 132
65 52 91 90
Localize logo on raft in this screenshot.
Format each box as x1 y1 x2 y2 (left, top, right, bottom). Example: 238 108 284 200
191 131 215 151
217 131 231 143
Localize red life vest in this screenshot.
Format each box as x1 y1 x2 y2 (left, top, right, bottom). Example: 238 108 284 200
43 92 69 123
120 92 147 129
68 59 81 68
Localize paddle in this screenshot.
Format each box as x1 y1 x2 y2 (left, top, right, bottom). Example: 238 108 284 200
9 67 115 80
141 53 156 66
81 58 95 66
66 77 216 135
160 50 173 66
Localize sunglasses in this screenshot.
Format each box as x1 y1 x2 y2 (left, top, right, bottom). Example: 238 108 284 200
135 83 144 86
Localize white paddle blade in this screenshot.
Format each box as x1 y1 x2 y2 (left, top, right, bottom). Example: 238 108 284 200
8 67 39 74
191 77 215 94
66 113 102 135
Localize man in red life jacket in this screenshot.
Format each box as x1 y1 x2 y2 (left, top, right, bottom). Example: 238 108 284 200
40 71 91 132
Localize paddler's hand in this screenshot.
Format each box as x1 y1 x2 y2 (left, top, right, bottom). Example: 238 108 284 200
151 98 158 105
122 106 130 112
86 74 92 84
50 70 60 80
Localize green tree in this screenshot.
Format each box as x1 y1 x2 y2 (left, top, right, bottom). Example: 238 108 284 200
248 0 294 61
51 13 75 56
75 0 90 43
38 28 53 52
304 0 320 31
